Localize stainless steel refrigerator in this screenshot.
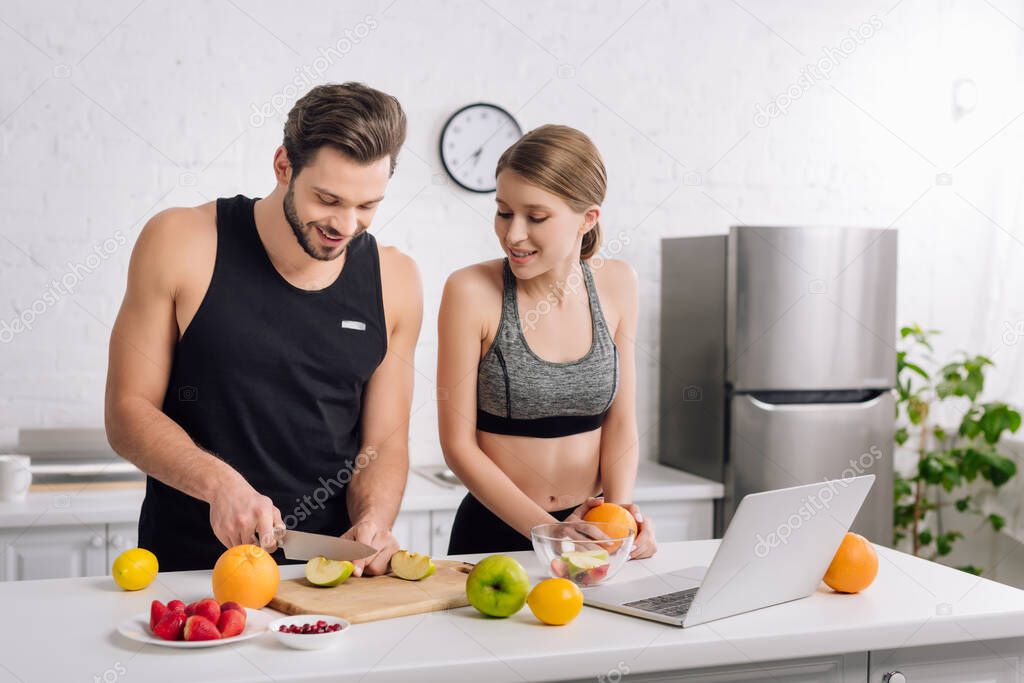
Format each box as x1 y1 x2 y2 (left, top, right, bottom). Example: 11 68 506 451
658 225 897 544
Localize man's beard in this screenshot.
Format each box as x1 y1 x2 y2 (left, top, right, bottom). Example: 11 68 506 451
283 185 347 262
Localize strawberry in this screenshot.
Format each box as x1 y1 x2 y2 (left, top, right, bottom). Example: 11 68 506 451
152 611 187 641
184 601 199 616
150 600 169 632
167 599 186 613
183 615 221 641
193 598 220 624
580 563 610 586
219 601 245 614
217 608 246 638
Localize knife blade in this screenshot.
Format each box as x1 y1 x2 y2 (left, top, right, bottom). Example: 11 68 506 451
274 528 378 562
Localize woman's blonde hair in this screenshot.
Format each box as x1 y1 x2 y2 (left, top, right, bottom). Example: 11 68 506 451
495 125 607 260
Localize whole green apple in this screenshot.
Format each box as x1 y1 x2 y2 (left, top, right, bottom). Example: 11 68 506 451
465 555 530 617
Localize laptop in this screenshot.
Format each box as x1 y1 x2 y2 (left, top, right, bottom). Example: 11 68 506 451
583 475 875 627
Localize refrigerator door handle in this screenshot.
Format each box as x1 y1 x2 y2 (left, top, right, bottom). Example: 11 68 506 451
744 389 890 410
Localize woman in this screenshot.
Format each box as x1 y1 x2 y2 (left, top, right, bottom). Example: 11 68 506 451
437 124 656 560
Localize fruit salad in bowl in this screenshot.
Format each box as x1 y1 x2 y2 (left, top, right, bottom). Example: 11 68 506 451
531 521 634 587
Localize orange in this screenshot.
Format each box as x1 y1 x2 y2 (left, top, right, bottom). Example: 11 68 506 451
212 544 280 608
583 503 638 552
527 578 584 625
823 532 878 594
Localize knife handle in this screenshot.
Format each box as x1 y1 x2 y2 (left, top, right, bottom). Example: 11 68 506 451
254 525 287 548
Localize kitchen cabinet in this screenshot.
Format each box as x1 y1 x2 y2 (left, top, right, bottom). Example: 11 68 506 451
0 525 108 581
390 510 431 555
0 462 722 581
107 522 138 557
0 501 714 582
563 653 868 682
642 499 712 542
868 637 1024 682
391 510 456 557
0 522 141 581
430 509 456 556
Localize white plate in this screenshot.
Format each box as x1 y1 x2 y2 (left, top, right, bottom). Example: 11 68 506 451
117 607 272 648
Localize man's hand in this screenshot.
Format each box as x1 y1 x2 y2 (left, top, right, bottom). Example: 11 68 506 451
208 478 284 553
342 519 399 577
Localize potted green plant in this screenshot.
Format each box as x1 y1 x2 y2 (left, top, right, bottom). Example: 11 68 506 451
894 324 1021 574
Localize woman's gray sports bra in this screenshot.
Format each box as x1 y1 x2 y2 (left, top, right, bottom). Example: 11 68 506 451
476 259 619 438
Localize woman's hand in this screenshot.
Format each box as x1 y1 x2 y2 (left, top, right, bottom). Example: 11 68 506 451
563 496 605 523
621 503 657 560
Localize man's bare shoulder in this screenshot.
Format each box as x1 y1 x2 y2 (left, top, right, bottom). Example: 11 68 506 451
376 244 423 337
377 244 418 283
136 203 215 255
132 202 217 294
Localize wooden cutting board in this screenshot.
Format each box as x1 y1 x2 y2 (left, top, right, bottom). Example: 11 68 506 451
268 560 476 624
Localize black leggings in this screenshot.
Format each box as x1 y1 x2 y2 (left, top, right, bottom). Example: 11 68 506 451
447 493 578 556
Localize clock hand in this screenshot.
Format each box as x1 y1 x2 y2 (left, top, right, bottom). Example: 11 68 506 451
470 147 483 167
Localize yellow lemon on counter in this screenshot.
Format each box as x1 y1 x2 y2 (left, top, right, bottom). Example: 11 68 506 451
527 578 583 625
111 547 158 591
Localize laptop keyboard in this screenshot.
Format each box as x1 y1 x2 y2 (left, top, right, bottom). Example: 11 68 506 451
623 587 699 619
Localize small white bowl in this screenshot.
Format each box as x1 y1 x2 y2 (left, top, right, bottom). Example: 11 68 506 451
268 614 351 650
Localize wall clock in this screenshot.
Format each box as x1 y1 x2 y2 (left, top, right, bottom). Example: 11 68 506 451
439 103 522 193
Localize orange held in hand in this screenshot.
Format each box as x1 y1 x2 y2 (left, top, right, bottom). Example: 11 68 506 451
212 544 280 608
823 532 878 594
583 502 638 552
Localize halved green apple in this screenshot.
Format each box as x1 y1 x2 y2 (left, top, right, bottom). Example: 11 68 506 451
561 549 610 577
305 556 354 587
390 550 436 580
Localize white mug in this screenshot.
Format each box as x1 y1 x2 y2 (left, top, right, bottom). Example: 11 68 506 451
0 455 32 502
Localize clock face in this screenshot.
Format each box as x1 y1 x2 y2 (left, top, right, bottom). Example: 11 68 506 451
439 103 522 193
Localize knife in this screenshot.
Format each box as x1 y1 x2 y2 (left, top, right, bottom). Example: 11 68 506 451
266 527 378 562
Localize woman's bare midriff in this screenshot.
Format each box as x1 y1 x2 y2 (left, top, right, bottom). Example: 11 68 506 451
476 428 603 512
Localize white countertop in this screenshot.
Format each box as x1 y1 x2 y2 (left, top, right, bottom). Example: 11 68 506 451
2 540 1024 682
403 459 723 511
0 460 722 528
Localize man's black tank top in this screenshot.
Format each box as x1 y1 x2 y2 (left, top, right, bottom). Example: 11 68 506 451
138 194 388 571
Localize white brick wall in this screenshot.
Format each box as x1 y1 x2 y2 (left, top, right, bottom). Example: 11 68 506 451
2 0 1023 464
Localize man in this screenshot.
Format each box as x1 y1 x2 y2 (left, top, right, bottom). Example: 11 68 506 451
105 83 422 574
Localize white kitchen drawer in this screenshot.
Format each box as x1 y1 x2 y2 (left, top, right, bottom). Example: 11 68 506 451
429 509 456 556
106 522 138 559
640 500 713 542
561 653 867 683
391 510 431 554
869 636 1024 682
0 525 109 581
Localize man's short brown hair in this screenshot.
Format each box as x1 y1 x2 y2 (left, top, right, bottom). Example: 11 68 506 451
283 82 407 177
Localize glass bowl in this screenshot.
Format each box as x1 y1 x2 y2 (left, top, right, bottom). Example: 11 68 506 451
531 521 634 588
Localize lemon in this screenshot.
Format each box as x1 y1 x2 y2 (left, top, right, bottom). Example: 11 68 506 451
112 547 159 591
527 578 583 625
